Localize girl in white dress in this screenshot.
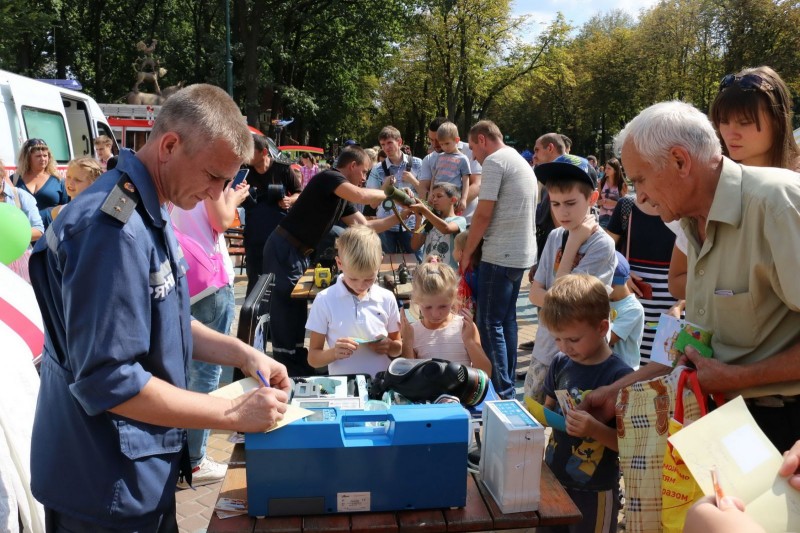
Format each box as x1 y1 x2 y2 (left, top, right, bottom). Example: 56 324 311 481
400 258 492 375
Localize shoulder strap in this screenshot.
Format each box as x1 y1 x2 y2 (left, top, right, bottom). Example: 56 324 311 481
381 159 391 178
561 229 569 252
100 174 139 224
13 188 21 210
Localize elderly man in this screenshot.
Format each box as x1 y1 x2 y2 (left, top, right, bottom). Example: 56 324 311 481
462 120 537 399
583 100 800 452
29 84 292 531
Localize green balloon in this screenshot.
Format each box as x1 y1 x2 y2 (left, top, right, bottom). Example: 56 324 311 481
0 202 32 265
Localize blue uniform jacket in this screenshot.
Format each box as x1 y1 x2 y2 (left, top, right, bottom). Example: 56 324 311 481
28 149 193 528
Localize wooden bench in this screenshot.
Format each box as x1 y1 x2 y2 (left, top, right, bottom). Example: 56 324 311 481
207 444 581 532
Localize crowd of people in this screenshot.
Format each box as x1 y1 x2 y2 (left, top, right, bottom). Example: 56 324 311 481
3 63 800 532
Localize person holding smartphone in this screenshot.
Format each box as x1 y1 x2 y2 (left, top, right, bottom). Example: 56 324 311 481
241 135 302 295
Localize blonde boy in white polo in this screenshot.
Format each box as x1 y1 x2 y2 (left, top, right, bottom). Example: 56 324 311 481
307 225 402 376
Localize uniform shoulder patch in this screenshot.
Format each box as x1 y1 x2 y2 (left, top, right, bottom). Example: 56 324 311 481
100 174 139 223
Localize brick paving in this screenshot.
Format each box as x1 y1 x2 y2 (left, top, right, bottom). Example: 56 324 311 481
176 275 539 533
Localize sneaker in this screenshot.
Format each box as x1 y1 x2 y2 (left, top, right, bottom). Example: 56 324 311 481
176 457 227 489
518 340 535 350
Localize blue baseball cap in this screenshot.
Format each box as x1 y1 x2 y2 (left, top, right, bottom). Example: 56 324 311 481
612 252 630 286
343 139 359 146
520 149 533 163
534 154 597 189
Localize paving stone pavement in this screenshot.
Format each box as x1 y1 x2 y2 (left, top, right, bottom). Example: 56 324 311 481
176 275 539 533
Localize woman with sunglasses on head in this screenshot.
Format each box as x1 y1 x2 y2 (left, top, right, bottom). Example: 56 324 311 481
597 157 628 228
13 138 68 230
668 66 800 299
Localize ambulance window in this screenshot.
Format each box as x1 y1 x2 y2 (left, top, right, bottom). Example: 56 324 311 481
21 107 70 163
96 122 119 155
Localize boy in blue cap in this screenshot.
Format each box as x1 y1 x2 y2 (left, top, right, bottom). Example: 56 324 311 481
608 251 645 369
524 154 617 404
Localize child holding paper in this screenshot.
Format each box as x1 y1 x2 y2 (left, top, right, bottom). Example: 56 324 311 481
307 225 402 376
536 274 633 533
399 258 491 374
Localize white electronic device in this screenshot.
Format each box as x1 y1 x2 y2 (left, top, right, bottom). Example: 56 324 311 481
479 399 545 513
290 375 369 411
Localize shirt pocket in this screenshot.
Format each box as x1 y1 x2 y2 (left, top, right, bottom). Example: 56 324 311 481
711 291 757 349
114 418 184 460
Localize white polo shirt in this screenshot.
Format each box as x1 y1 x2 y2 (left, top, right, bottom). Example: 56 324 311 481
306 275 401 377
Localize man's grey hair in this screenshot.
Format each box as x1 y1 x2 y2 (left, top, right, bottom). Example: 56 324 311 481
614 101 721 170
150 84 253 160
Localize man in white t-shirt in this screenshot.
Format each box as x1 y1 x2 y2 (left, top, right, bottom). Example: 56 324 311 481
418 117 482 224
460 120 537 399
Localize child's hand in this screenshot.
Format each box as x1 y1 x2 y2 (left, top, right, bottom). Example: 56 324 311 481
333 338 358 360
459 308 476 343
400 307 415 343
565 409 599 439
568 213 599 246
370 336 392 355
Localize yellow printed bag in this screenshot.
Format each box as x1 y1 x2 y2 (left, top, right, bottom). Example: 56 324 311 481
615 366 704 532
660 369 708 533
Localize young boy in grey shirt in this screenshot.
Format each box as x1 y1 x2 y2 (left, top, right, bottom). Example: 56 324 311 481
524 154 617 404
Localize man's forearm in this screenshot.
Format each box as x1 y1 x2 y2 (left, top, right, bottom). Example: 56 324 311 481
467 174 481 203
729 340 800 391
611 362 671 391
191 320 247 368
109 376 239 431
464 203 492 258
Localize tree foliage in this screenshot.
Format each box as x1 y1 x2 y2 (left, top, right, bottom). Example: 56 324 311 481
1 0 800 153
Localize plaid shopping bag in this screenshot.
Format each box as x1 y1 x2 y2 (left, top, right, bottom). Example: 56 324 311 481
615 366 704 533
661 369 707 532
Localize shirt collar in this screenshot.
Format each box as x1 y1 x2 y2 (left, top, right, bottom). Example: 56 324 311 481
330 274 379 302
706 157 743 227
384 153 408 170
116 148 166 227
680 157 742 249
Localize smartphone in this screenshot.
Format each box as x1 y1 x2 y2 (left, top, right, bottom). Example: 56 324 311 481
230 168 249 189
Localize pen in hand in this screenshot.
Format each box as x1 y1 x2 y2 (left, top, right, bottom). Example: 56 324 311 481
711 466 724 507
255 370 271 389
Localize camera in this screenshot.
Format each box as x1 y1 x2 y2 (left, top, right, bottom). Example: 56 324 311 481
266 183 285 203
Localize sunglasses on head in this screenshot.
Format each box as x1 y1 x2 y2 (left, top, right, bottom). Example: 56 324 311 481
25 138 48 149
719 73 774 92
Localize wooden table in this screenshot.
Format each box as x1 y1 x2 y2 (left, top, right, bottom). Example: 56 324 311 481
207 444 581 532
292 253 417 301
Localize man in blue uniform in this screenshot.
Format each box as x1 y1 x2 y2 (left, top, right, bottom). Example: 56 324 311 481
29 84 291 532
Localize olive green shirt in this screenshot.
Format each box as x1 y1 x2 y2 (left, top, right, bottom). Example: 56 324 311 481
681 157 800 398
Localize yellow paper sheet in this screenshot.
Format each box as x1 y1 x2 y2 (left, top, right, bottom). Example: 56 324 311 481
668 396 800 532
210 377 313 432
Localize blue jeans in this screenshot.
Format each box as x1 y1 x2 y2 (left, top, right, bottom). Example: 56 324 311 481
476 261 525 399
262 231 314 377
187 285 235 466
380 229 423 262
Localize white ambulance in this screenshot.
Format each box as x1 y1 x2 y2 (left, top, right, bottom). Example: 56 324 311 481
0 69 116 176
